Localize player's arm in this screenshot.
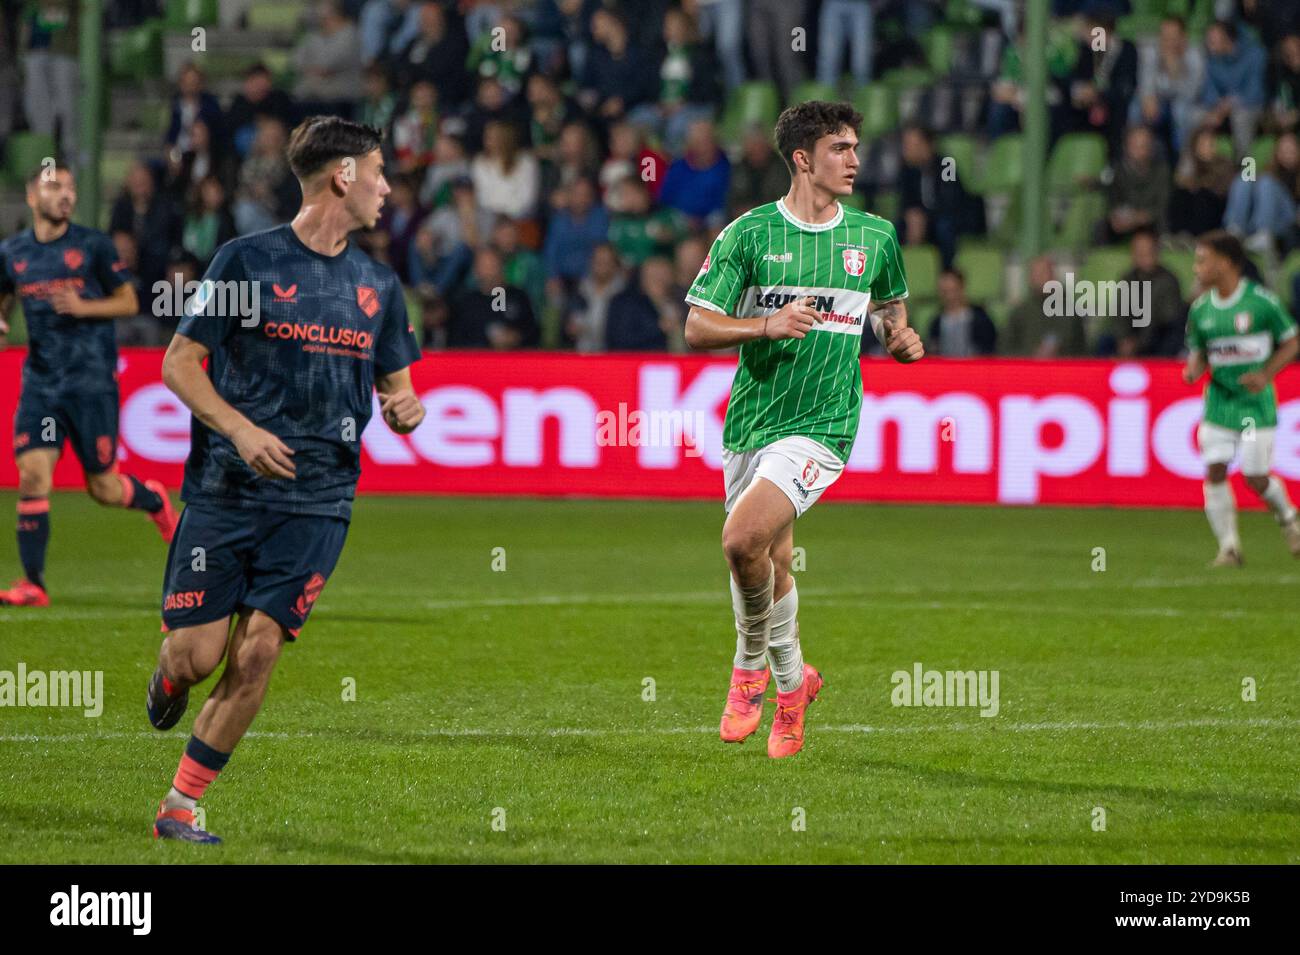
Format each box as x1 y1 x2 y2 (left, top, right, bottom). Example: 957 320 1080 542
375 366 425 434
1182 348 1207 384
162 332 296 479
873 297 923 362
1239 335 1298 394
49 280 138 319
684 298 820 349
0 292 12 342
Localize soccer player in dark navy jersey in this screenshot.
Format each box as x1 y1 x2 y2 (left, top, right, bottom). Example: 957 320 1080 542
145 117 425 844
0 164 178 607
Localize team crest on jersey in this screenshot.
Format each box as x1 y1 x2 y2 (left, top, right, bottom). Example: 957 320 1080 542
1234 311 1251 333
842 248 865 277
63 248 84 271
356 285 380 318
700 253 711 274
12 260 26 274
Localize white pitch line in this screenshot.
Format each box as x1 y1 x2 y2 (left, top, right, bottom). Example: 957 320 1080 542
1 717 1296 744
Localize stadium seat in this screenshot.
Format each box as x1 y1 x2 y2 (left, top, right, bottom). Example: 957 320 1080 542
1277 250 1300 302
938 134 980 192
924 27 956 76
720 81 782 144
1249 135 1277 168
944 0 985 28
1046 133 1107 194
901 245 941 302
1051 193 1106 251
108 19 164 81
247 0 306 33
162 0 218 31
787 81 837 107
1162 248 1196 294
953 242 1005 305
852 84 898 140
99 151 136 198
979 135 1024 195
4 132 57 186
1214 135 1235 159
1080 246 1132 288
879 67 934 92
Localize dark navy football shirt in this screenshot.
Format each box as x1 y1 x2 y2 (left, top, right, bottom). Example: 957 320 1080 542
176 224 421 520
0 223 131 395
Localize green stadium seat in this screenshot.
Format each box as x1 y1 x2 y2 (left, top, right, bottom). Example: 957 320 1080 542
1249 135 1277 169
163 0 218 30
871 190 899 222
787 81 836 107
924 27 956 76
980 135 1024 195
901 245 941 302
953 242 1005 306
262 48 294 87
720 81 781 144
1132 0 1169 16
99 151 136 198
4 132 58 185
1162 248 1196 294
879 67 933 92
247 0 306 33
1047 133 1107 193
1052 193 1106 251
944 0 984 28
938 134 980 193
109 19 163 81
1080 246 1132 288
1116 15 1164 42
852 84 898 141
1214 135 1235 159
1277 250 1300 303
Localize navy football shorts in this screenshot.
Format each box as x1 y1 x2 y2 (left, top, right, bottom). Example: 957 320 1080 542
160 503 350 639
13 387 120 475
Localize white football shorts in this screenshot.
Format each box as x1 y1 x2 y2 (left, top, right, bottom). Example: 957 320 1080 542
1197 421 1274 476
722 435 846 517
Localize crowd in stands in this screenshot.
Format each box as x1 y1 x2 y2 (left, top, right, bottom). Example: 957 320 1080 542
2 0 1300 358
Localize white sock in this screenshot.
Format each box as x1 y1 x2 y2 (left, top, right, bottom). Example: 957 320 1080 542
766 579 804 693
1259 476 1298 525
1204 481 1241 552
163 786 197 813
730 567 774 671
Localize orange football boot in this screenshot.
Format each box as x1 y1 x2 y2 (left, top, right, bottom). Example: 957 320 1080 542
767 664 824 759
720 666 770 742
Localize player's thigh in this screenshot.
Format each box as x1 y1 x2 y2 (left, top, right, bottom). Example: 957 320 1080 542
160 504 257 636
1239 427 1274 479
62 390 120 478
1197 422 1238 475
14 448 58 496
241 514 351 640
723 474 796 562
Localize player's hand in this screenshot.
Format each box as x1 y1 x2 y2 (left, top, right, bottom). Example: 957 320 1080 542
379 389 425 434
1182 365 1201 385
231 424 296 479
1238 370 1268 394
50 288 85 316
884 321 924 363
764 296 819 340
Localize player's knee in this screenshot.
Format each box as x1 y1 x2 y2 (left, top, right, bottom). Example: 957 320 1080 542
1206 464 1229 484
1245 474 1270 495
229 621 285 688
722 524 770 568
161 636 219 686
16 463 51 498
86 473 119 505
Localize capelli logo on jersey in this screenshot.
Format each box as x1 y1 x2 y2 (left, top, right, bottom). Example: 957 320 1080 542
762 252 793 263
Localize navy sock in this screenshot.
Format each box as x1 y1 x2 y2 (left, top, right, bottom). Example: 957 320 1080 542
122 474 163 513
16 497 49 591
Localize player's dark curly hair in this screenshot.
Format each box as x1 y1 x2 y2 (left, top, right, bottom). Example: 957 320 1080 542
285 116 384 181
1197 229 1246 271
774 100 863 177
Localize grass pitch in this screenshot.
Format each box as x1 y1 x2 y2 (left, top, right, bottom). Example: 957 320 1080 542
0 492 1296 863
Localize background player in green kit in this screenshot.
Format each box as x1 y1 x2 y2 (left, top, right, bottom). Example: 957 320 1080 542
683 101 924 758
1183 230 1300 566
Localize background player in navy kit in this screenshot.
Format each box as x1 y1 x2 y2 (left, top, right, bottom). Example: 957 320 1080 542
0 164 178 607
145 117 425 843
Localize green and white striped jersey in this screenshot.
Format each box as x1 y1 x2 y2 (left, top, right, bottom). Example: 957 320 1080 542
685 198 908 462
1185 279 1298 430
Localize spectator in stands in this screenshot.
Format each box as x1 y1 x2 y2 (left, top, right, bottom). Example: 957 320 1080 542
546 119 603 198
109 161 179 296
1133 16 1204 155
1223 130 1300 254
816 0 873 89
231 117 300 234
530 0 600 79
467 12 533 96
606 256 681 351
745 0 807 102
167 63 224 157
1100 228 1185 358
20 0 79 158
1103 124 1170 242
1170 124 1235 237
607 179 687 267
525 72 581 168
566 242 627 351
599 121 668 203
925 269 997 358
392 1 471 109
728 124 790 218
1072 11 1138 156
180 175 237 271
1005 254 1088 357
165 117 235 206
392 79 440 175
1268 32 1300 134
543 175 609 310
448 246 539 349
577 8 654 123
359 0 406 66
491 216 546 317
471 119 541 221
293 0 364 116
0 11 16 147
625 6 722 156
420 132 470 208
461 75 531 155
688 0 745 93
374 174 425 283
358 64 397 134
409 176 492 304
226 64 298 159
110 229 144 313
898 125 973 269
673 233 709 292
659 119 730 228
1196 19 1267 157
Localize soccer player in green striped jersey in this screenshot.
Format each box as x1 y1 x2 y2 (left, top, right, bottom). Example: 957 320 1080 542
684 101 923 758
1183 230 1300 566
